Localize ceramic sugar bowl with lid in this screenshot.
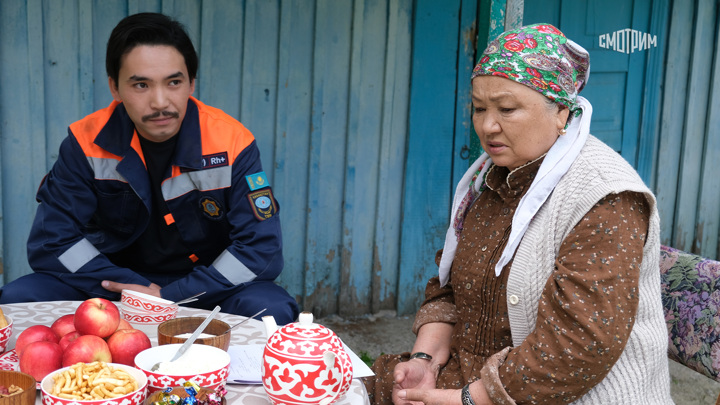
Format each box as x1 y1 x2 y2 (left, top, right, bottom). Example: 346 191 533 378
262 312 353 405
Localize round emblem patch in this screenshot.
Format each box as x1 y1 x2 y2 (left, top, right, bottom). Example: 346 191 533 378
199 197 224 220
255 196 272 209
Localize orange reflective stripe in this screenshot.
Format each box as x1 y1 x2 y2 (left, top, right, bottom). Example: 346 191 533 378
189 254 199 263
164 213 175 225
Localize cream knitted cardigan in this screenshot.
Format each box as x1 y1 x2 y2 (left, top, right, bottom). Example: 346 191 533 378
505 135 674 404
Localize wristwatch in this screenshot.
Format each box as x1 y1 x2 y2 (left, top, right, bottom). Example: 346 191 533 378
408 352 432 361
461 383 476 405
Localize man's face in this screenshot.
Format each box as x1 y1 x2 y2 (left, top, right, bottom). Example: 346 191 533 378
109 45 195 142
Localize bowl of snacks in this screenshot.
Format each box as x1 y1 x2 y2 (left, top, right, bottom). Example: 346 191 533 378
134 344 230 394
40 361 147 405
143 382 227 405
0 370 35 405
157 317 231 351
121 290 178 314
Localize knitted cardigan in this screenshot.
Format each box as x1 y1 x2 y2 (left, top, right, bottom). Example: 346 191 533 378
506 135 674 404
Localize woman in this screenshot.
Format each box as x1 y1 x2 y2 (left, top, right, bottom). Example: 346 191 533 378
366 24 673 404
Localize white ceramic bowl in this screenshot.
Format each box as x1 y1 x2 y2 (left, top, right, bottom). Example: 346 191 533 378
120 290 178 314
41 362 147 405
134 344 231 394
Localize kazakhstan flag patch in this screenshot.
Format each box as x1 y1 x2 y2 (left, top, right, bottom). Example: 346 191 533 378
246 171 269 191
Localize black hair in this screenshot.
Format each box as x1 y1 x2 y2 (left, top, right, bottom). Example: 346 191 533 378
106 12 198 84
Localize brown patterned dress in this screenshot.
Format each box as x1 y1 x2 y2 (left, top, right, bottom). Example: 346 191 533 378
365 157 650 404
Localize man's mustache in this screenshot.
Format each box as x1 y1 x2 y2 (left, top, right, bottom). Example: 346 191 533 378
142 111 179 122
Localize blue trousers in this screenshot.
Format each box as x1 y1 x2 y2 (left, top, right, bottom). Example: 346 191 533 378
0 272 299 325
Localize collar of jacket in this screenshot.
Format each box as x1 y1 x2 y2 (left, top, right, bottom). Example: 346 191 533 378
93 97 205 171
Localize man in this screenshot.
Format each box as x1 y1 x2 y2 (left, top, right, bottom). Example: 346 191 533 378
0 13 299 324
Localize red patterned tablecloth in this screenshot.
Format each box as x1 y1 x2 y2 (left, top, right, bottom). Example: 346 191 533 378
0 301 370 405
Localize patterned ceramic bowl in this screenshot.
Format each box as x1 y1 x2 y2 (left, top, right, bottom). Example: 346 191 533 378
134 344 230 394
0 316 13 354
121 290 178 314
119 304 177 337
40 363 147 405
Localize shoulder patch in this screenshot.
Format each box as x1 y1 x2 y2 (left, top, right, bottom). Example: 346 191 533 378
246 171 269 191
248 189 277 221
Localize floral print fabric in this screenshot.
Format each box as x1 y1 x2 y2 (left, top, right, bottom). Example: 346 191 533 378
660 245 720 381
471 23 590 113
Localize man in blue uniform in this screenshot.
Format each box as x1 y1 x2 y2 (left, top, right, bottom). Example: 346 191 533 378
0 13 299 324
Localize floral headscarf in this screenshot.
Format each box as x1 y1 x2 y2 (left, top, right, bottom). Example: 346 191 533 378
471 23 590 113
438 24 594 285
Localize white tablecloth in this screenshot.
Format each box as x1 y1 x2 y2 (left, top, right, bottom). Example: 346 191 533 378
0 301 370 404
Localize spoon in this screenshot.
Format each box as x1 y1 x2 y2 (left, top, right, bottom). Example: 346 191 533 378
151 305 221 371
221 308 267 335
171 291 206 306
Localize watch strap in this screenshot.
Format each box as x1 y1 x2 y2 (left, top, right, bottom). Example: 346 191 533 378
408 352 433 361
461 383 476 405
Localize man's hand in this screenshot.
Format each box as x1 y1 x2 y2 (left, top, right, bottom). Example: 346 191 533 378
392 358 439 404
102 280 162 298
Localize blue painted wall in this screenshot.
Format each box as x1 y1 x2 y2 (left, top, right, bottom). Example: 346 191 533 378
0 0 477 316
2 0 717 317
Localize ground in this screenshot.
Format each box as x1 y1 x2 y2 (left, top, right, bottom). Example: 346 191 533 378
318 312 720 405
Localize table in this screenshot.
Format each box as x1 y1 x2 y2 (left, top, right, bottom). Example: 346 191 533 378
0 301 370 405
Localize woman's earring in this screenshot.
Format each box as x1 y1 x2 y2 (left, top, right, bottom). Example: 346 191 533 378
559 128 567 136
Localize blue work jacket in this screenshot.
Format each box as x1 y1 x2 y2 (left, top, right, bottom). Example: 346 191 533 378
27 97 283 302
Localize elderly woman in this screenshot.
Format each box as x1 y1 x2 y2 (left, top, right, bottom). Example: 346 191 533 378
366 24 673 404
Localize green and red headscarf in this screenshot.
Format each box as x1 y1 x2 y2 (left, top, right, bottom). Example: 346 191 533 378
471 23 590 113
439 24 594 285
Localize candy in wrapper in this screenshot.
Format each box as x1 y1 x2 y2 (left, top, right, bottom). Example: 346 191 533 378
151 388 182 405
183 381 201 397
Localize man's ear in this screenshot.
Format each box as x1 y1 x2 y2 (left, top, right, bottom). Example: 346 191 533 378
108 77 122 102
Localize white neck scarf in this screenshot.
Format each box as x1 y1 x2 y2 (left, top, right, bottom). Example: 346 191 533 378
438 96 593 286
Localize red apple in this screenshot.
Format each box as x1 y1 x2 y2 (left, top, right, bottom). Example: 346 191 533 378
62 335 112 367
19 340 63 381
58 330 81 351
51 314 76 338
106 329 151 366
15 324 59 358
73 298 120 338
116 319 134 331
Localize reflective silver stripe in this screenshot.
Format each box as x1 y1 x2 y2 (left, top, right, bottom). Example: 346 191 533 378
86 156 127 182
58 238 101 273
162 166 232 200
212 250 257 285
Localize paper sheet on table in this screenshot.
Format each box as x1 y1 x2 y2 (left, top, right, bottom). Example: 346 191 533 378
228 343 375 384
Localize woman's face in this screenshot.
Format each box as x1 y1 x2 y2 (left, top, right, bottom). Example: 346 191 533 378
471 75 569 170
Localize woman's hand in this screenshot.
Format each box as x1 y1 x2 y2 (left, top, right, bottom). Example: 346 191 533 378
392 358 439 404
396 387 462 405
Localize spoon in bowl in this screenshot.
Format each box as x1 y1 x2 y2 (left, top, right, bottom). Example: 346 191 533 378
221 308 267 335
151 305 221 371
171 291 206 306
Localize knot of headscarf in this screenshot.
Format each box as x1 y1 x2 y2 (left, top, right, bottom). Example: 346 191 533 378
471 23 590 116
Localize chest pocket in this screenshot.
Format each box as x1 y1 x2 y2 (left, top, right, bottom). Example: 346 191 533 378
90 182 144 235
